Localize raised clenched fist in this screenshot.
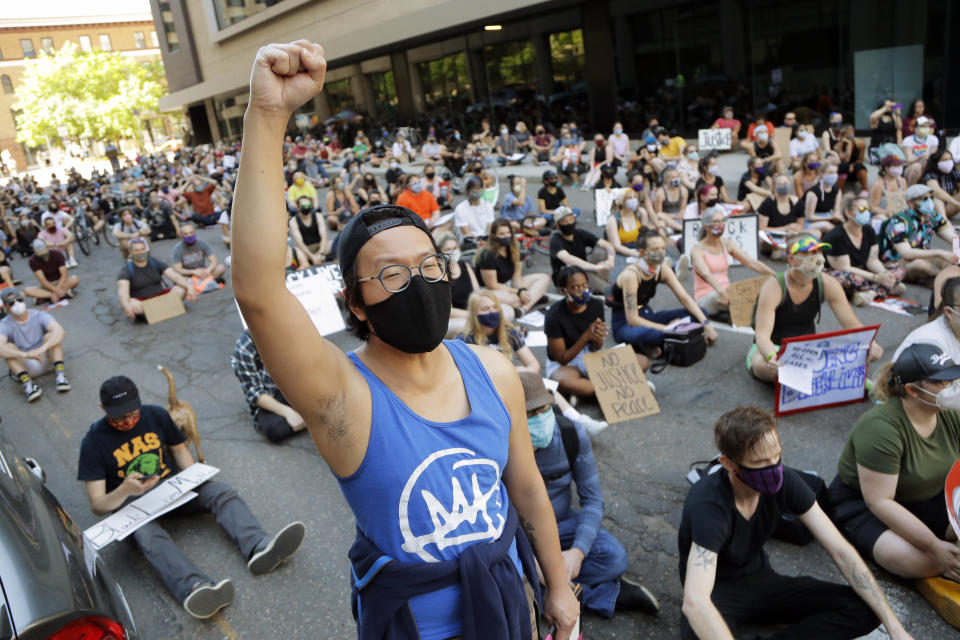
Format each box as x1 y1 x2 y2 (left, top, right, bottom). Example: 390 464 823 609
247 40 327 122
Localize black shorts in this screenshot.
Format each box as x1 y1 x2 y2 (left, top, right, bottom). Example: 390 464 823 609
828 475 949 560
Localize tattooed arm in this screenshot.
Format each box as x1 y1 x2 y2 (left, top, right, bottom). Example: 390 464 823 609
800 502 913 640
682 543 736 639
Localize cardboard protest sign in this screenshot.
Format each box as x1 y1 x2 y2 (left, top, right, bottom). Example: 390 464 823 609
236 265 345 336
727 276 770 327
698 128 732 151
773 128 792 173
142 290 186 324
83 463 219 550
945 461 960 541
583 344 659 424
594 187 626 227
683 214 758 266
774 325 880 416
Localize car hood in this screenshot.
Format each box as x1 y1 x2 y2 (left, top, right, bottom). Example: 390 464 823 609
0 444 98 633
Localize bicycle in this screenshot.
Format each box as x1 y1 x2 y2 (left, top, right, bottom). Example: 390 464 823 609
72 204 95 256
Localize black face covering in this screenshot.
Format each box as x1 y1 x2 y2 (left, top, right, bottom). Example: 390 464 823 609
558 222 576 236
362 276 451 354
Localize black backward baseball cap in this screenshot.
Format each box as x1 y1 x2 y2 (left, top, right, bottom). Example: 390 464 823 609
100 375 142 418
893 343 960 385
337 204 433 274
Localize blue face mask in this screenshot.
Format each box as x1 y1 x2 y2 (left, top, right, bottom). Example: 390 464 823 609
919 198 935 216
477 311 501 328
568 288 591 306
855 210 871 226
527 408 556 448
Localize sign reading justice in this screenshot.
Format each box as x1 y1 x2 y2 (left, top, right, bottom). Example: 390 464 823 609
583 344 659 424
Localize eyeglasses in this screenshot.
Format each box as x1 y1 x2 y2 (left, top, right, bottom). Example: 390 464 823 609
857 206 871 213
358 253 448 293
107 409 140 426
5 297 24 305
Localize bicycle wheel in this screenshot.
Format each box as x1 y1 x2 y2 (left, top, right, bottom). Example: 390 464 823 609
75 226 91 256
101 226 119 248
530 237 551 256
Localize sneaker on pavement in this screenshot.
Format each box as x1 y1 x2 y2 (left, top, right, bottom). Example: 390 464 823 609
676 254 690 281
183 579 234 619
578 414 609 437
55 371 71 392
248 521 306 575
916 576 960 630
615 576 660 615
24 381 42 402
67 257 78 268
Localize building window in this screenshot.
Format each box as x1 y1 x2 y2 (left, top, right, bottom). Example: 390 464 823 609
419 53 471 109
134 32 146 49
99 34 112 51
1 76 13 95
483 40 536 92
549 30 585 92
40 37 54 54
20 39 35 58
211 0 290 30
158 1 179 52
79 35 92 52
150 31 158 47
324 78 355 115
369 70 398 111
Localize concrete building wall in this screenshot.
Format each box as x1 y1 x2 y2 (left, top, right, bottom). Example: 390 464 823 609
0 20 159 170
158 0 551 111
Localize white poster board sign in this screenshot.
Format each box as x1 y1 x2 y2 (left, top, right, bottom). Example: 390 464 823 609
775 325 879 416
236 265 345 336
682 214 758 265
83 463 219 550
698 128 732 151
594 187 626 227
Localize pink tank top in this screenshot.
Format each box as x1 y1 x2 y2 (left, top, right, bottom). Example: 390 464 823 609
693 245 730 300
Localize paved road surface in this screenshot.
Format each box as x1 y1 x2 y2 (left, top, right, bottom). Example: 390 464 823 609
0 151 954 639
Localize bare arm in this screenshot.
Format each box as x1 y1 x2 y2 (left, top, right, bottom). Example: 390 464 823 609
727 240 775 276
753 277 782 359
800 501 913 638
514 345 541 374
85 475 159 516
230 41 369 478
691 245 727 293
681 544 735 640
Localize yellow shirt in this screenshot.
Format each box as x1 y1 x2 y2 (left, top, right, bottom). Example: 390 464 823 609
661 136 687 158
287 182 317 204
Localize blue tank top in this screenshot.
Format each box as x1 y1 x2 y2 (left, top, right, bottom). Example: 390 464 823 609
339 340 521 640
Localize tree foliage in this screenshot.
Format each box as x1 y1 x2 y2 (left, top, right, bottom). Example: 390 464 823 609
14 44 166 147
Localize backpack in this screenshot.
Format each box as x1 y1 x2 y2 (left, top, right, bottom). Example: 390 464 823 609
541 409 580 483
877 211 915 261
650 322 707 373
127 257 161 280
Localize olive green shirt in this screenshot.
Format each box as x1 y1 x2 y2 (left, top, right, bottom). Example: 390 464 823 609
837 397 960 503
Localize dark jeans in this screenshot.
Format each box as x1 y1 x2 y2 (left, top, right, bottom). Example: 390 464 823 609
680 570 878 640
190 212 219 226
254 391 297 442
558 514 628 618
131 480 266 603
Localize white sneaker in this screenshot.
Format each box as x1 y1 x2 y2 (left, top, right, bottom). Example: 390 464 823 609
67 257 78 268
577 414 609 437
676 254 690 281
647 379 656 393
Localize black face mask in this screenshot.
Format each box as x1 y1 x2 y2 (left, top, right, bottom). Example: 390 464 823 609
558 222 576 236
706 197 719 207
363 276 451 354
425 172 435 178
496 236 513 247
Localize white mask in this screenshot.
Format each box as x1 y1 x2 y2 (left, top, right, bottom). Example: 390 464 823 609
795 253 824 279
625 197 639 211
10 302 26 316
916 381 960 410
446 249 461 264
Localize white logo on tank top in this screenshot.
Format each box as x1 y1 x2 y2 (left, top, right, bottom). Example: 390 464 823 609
398 447 505 562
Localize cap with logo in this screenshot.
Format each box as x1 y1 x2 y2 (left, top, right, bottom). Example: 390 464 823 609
99 376 142 418
518 371 553 412
893 343 960 385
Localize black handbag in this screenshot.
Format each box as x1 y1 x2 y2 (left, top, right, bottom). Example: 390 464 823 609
650 322 706 373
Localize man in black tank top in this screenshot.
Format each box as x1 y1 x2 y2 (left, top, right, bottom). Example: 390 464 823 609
749 233 883 382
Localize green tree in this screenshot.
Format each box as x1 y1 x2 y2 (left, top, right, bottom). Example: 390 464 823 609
14 44 166 147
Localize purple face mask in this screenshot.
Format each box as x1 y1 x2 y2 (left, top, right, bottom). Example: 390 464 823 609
736 460 784 494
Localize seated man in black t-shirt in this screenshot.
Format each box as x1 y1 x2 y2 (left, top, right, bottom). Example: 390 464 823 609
116 238 193 321
549 210 616 292
28 239 79 302
679 406 910 640
537 170 581 223
78 376 305 619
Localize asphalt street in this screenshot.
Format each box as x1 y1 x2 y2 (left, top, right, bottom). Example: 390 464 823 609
0 151 956 639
